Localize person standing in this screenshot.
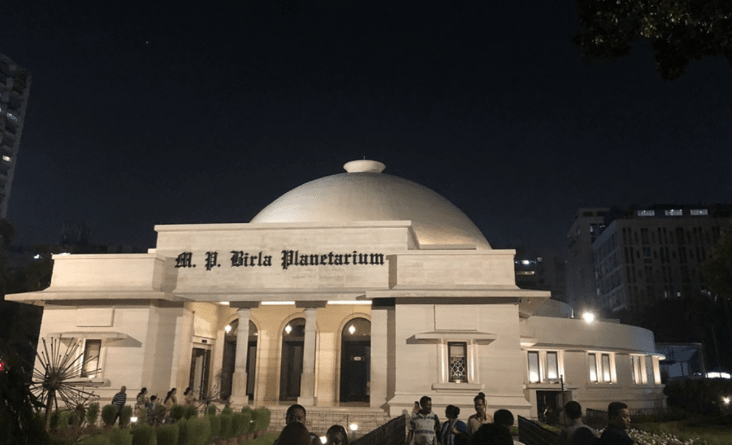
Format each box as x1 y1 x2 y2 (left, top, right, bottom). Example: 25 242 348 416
440 405 467 445
112 386 127 425
183 387 195 405
555 401 597 445
467 392 492 436
601 402 680 445
134 387 148 415
408 396 441 445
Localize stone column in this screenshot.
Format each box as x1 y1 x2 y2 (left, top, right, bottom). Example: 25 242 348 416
298 306 320 406
230 303 258 406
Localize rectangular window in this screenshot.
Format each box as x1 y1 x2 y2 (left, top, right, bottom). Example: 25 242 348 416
601 354 612 382
448 342 468 383
588 353 598 382
631 356 642 384
546 352 558 380
528 351 540 383
81 339 102 378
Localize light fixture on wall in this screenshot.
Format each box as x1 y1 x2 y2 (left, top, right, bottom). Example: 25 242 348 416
348 325 356 335
225 325 232 333
285 324 292 335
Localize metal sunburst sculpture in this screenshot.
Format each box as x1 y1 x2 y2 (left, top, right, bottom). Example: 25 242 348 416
29 337 101 428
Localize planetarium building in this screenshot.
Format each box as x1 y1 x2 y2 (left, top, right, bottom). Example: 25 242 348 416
10 160 665 426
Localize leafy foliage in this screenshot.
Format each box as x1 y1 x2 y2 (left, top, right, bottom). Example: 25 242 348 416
120 405 132 427
184 404 198 420
101 405 117 427
0 352 50 445
207 414 221 443
169 404 185 422
219 413 232 439
130 423 155 445
87 403 100 427
155 423 179 445
574 0 732 80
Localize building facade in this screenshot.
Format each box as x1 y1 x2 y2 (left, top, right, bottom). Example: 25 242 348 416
592 205 731 313
0 52 31 219
10 161 665 430
566 208 608 312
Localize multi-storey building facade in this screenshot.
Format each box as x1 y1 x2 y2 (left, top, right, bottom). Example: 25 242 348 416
0 53 31 219
592 205 731 313
566 208 608 312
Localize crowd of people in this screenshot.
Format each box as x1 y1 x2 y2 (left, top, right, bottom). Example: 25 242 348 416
111 385 198 426
273 404 347 445
406 392 518 445
112 385 682 445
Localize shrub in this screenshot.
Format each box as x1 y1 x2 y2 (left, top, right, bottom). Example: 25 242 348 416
207 414 221 443
207 405 217 416
137 407 147 423
101 405 117 426
155 424 179 445
120 405 133 427
186 417 211 445
87 403 100 427
170 404 186 422
79 434 112 445
130 423 155 445
219 413 232 439
184 404 198 419
251 408 271 432
231 412 248 437
109 427 133 445
58 410 73 430
221 406 233 416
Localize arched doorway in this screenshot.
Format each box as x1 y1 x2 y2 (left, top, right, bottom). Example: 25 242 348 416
340 317 371 402
221 319 258 401
280 318 306 401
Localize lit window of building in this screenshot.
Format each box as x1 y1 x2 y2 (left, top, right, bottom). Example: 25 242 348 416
588 352 614 383
690 209 708 216
81 339 102 378
528 351 540 383
665 209 683 216
636 210 655 217
448 342 468 383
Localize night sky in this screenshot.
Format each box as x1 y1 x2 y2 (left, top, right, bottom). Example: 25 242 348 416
2 0 731 259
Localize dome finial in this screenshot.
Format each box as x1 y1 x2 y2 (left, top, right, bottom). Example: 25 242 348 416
343 160 386 173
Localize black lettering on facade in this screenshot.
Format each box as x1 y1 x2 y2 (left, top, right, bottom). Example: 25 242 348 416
205 251 219 271
175 252 194 268
370 253 384 265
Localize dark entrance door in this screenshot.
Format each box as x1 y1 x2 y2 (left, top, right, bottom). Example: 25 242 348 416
279 318 305 401
189 347 211 399
537 390 564 425
340 318 371 403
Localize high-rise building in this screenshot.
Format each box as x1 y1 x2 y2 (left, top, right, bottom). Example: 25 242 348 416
0 53 31 219
591 205 731 313
565 208 609 311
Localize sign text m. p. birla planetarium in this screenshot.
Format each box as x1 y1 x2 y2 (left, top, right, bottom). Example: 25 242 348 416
174 250 385 271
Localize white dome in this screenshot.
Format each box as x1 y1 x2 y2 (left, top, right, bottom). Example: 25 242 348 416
250 161 491 249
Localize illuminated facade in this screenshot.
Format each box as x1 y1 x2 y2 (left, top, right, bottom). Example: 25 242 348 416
0 52 31 219
10 161 665 431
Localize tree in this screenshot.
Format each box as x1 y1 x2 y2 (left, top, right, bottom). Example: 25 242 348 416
573 0 732 80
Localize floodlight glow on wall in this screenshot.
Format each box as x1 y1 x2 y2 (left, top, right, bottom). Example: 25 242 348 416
582 312 596 323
